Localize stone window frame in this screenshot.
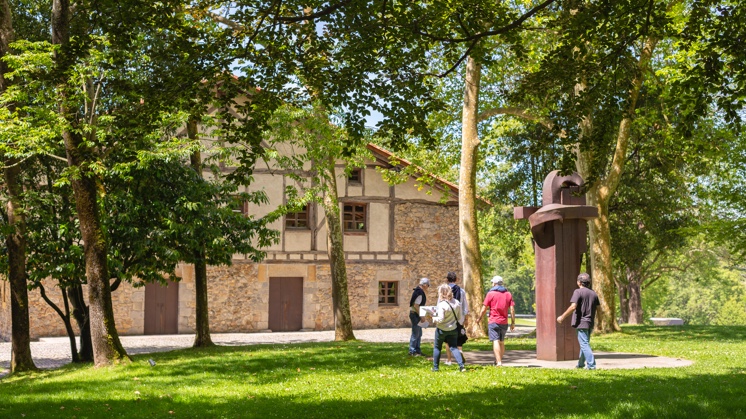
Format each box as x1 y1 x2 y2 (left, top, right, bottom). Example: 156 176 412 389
343 202 367 233
378 281 398 306
285 204 311 229
348 168 363 185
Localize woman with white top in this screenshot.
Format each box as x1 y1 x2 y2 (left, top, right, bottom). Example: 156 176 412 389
426 284 466 372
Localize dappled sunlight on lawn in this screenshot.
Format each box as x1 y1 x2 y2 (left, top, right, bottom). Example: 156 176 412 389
1 327 745 418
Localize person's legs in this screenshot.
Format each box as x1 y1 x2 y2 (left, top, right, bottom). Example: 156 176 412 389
445 342 452 364
491 340 501 366
409 312 422 355
445 333 465 370
488 323 501 365
432 328 445 371
576 328 595 369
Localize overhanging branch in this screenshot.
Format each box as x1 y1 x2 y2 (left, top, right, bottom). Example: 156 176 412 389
415 0 557 43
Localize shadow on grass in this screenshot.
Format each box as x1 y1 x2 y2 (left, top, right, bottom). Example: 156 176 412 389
1 358 745 418
3 326 746 418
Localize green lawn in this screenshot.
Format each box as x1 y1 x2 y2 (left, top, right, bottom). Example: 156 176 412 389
2 326 745 418
514 317 536 327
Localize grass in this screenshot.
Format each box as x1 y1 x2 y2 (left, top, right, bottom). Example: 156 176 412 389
2 326 746 418
514 317 536 327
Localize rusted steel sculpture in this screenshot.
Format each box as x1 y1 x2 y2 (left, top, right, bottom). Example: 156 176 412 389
514 171 598 361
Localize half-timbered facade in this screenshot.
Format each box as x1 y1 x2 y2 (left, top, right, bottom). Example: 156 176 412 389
1 143 463 338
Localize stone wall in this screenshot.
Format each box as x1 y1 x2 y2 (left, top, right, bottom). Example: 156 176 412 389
199 201 462 333
204 263 265 332
394 201 462 297
26 279 77 339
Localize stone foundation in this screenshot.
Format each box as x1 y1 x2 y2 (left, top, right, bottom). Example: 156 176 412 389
1 201 461 338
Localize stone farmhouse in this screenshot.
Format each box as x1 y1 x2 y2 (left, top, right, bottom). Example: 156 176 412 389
1 143 466 339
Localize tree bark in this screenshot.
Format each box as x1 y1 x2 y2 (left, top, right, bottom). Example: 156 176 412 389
38 285 80 363
459 56 486 337
53 0 129 366
616 279 629 324
4 162 37 373
322 156 355 341
575 37 657 333
1 0 36 373
584 194 620 332
627 272 643 324
187 119 214 347
68 284 93 362
192 257 213 347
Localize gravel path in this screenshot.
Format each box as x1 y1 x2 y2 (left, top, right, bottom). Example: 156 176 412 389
1 327 534 378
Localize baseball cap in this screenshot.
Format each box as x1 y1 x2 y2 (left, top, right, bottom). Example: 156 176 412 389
491 276 504 285
419 278 431 286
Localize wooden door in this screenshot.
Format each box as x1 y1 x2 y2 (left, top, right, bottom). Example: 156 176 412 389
268 277 303 331
144 280 179 335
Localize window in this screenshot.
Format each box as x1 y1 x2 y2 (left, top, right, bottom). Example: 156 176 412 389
343 203 367 232
229 196 248 216
348 168 362 184
285 204 310 229
378 281 398 306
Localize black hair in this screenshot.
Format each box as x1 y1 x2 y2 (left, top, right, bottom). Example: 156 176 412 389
577 273 591 286
446 272 457 283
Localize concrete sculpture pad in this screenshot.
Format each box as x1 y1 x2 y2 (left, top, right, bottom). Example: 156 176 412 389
464 350 693 369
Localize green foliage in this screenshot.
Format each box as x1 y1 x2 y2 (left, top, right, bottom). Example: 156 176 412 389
645 249 746 325
219 0 442 145
479 206 536 314
713 294 746 326
0 1 278 290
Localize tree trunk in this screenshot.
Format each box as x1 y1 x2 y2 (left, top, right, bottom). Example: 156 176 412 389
188 119 214 347
584 195 620 332
192 257 214 347
459 56 486 337
1 0 36 374
627 273 643 325
575 37 657 333
68 284 93 362
62 142 129 366
616 279 629 324
4 162 37 373
322 156 355 341
38 285 80 363
53 0 129 366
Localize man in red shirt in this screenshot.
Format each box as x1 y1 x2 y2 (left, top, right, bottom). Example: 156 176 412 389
476 276 515 366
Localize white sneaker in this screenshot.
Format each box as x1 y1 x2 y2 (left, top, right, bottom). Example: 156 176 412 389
444 361 452 366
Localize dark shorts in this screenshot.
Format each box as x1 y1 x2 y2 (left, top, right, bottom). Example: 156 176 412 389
488 323 509 341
